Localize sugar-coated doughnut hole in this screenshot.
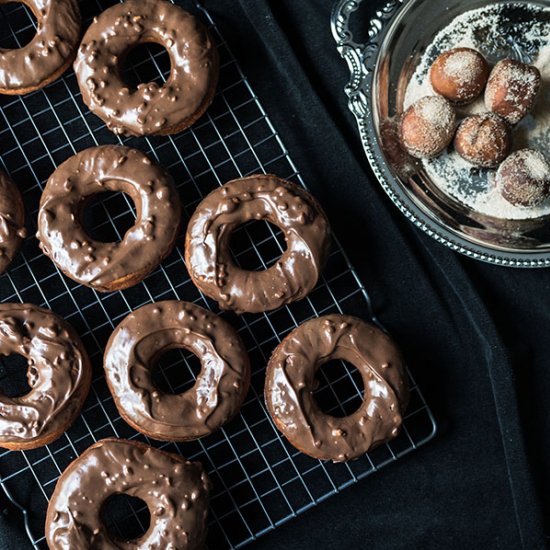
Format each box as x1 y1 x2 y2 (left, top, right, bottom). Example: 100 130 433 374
485 59 541 125
454 113 511 168
430 47 489 104
496 149 550 207
399 96 457 159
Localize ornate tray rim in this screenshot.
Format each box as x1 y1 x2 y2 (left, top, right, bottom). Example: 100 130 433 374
330 0 550 269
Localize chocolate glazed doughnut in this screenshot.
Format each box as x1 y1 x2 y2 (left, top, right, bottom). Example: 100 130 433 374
37 145 181 292
0 169 25 274
265 315 409 462
0 0 80 95
74 0 218 136
104 301 250 441
185 175 331 314
0 303 91 451
46 438 211 550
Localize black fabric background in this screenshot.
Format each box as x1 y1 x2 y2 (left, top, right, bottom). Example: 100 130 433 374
1 0 549 548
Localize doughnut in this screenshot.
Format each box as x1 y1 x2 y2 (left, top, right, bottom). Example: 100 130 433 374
430 48 489 104
0 0 80 95
185 175 331 314
399 96 457 159
45 438 210 549
0 303 91 451
37 145 181 292
496 149 550 207
104 301 250 441
454 113 511 168
74 0 219 136
0 169 25 274
265 315 409 462
485 59 541 125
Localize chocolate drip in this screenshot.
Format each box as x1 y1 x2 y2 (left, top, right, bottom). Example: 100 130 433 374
46 438 211 549
37 145 181 292
0 169 25 274
0 0 80 93
265 315 409 462
74 0 218 136
0 303 91 449
104 301 250 441
185 175 331 314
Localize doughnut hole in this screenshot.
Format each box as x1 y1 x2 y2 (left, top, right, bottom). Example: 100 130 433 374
430 47 489 104
121 42 172 89
151 348 201 395
399 96 457 159
81 191 136 244
101 494 151 542
497 149 550 207
313 360 365 418
229 220 286 271
0 2 38 49
0 354 31 398
485 59 541 125
454 113 511 168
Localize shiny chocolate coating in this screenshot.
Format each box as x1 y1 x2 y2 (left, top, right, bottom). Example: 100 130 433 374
0 0 80 94
37 145 181 292
104 301 250 441
185 175 331 314
265 315 409 462
0 303 91 450
0 169 25 274
45 438 211 550
74 0 218 136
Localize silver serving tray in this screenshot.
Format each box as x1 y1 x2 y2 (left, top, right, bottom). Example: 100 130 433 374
331 0 550 268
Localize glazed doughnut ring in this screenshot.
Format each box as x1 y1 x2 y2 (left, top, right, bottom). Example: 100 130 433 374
265 315 409 462
0 169 25 274
0 0 81 95
46 438 211 549
185 174 331 314
0 303 91 451
104 301 250 441
37 145 181 292
74 0 219 136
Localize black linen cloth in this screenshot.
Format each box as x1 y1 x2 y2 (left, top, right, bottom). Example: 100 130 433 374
0 0 548 548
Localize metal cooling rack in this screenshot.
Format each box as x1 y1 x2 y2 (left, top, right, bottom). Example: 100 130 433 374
0 1 437 548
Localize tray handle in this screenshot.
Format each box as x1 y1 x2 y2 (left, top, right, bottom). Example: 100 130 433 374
330 0 403 118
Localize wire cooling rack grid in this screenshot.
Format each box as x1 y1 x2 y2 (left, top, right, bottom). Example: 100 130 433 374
0 0 436 548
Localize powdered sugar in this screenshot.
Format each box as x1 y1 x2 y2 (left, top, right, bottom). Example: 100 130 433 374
514 149 550 180
404 3 550 220
443 50 483 85
417 95 454 127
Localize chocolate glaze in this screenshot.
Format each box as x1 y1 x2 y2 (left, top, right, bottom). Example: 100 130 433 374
0 169 25 274
104 301 250 441
46 438 211 549
37 145 181 292
0 0 80 94
185 175 331 314
0 303 91 450
265 315 409 462
74 0 218 136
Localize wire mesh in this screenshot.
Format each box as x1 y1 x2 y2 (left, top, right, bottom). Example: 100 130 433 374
0 1 437 548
